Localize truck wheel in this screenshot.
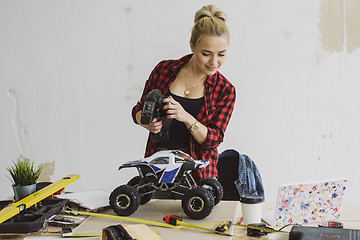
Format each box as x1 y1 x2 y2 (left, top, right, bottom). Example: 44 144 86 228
198 177 224 205
127 176 154 205
181 187 214 219
109 185 140 216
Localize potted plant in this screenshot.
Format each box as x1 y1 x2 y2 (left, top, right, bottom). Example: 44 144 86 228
6 155 44 200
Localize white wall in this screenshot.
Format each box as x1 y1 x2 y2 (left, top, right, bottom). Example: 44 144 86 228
1 0 359 204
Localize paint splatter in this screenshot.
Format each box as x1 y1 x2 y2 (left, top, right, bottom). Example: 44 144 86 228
274 179 347 227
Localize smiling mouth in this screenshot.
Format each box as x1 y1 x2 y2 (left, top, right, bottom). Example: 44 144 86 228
206 66 217 71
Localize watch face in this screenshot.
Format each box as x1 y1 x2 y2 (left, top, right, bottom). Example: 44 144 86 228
192 123 199 132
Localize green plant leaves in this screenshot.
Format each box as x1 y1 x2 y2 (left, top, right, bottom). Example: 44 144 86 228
6 156 44 186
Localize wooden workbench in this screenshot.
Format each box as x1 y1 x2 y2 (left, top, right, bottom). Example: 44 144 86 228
1 200 359 239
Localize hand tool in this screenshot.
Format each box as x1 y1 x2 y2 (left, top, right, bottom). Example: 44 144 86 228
163 214 252 239
215 220 232 232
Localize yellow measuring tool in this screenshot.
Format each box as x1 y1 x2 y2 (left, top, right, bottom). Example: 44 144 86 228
0 174 79 224
66 211 259 239
163 215 256 239
65 210 182 229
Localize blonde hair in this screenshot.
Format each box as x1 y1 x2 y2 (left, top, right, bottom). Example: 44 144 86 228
190 5 229 47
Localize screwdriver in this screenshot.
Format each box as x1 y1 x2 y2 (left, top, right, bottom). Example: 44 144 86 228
215 220 232 232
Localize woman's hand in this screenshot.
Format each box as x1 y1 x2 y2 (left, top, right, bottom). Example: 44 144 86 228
163 96 207 144
135 111 163 134
143 118 163 134
137 97 208 144
162 96 192 124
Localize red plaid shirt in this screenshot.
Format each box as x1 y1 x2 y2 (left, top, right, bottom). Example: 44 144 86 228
132 54 236 178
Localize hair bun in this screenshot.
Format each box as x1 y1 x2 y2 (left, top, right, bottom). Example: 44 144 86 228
194 5 227 24
190 4 229 47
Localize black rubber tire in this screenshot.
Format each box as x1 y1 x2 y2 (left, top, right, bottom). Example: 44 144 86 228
109 185 140 216
127 176 154 205
197 177 224 205
181 186 214 219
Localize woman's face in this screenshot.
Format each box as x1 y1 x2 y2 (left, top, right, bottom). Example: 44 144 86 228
191 35 229 76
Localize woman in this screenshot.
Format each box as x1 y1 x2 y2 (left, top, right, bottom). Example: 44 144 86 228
132 5 235 179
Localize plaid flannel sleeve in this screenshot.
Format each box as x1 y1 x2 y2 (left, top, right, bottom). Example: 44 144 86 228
201 83 236 149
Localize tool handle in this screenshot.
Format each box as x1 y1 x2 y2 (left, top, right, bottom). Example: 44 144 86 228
163 215 182 226
215 220 232 232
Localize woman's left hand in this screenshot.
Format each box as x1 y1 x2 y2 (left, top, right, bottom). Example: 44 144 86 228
162 96 192 124
163 95 207 144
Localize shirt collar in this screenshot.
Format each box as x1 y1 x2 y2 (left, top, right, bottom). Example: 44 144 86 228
206 72 218 87
167 54 192 73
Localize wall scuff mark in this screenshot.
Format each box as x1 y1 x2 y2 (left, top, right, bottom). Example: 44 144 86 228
39 161 55 182
7 89 29 155
345 0 360 53
319 0 344 53
319 0 360 53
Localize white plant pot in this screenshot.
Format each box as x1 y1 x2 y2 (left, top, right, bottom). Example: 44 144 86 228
12 183 36 201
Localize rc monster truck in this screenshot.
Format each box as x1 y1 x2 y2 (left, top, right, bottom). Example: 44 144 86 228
109 150 223 219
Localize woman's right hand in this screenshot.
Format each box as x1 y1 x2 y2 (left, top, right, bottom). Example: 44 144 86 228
136 110 163 134
142 118 163 134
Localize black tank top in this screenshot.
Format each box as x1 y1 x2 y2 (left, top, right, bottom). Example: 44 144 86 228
157 92 204 149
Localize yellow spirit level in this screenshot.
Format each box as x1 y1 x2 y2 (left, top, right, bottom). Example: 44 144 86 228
0 174 79 224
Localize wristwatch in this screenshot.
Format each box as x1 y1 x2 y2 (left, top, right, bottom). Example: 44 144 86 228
189 120 199 133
